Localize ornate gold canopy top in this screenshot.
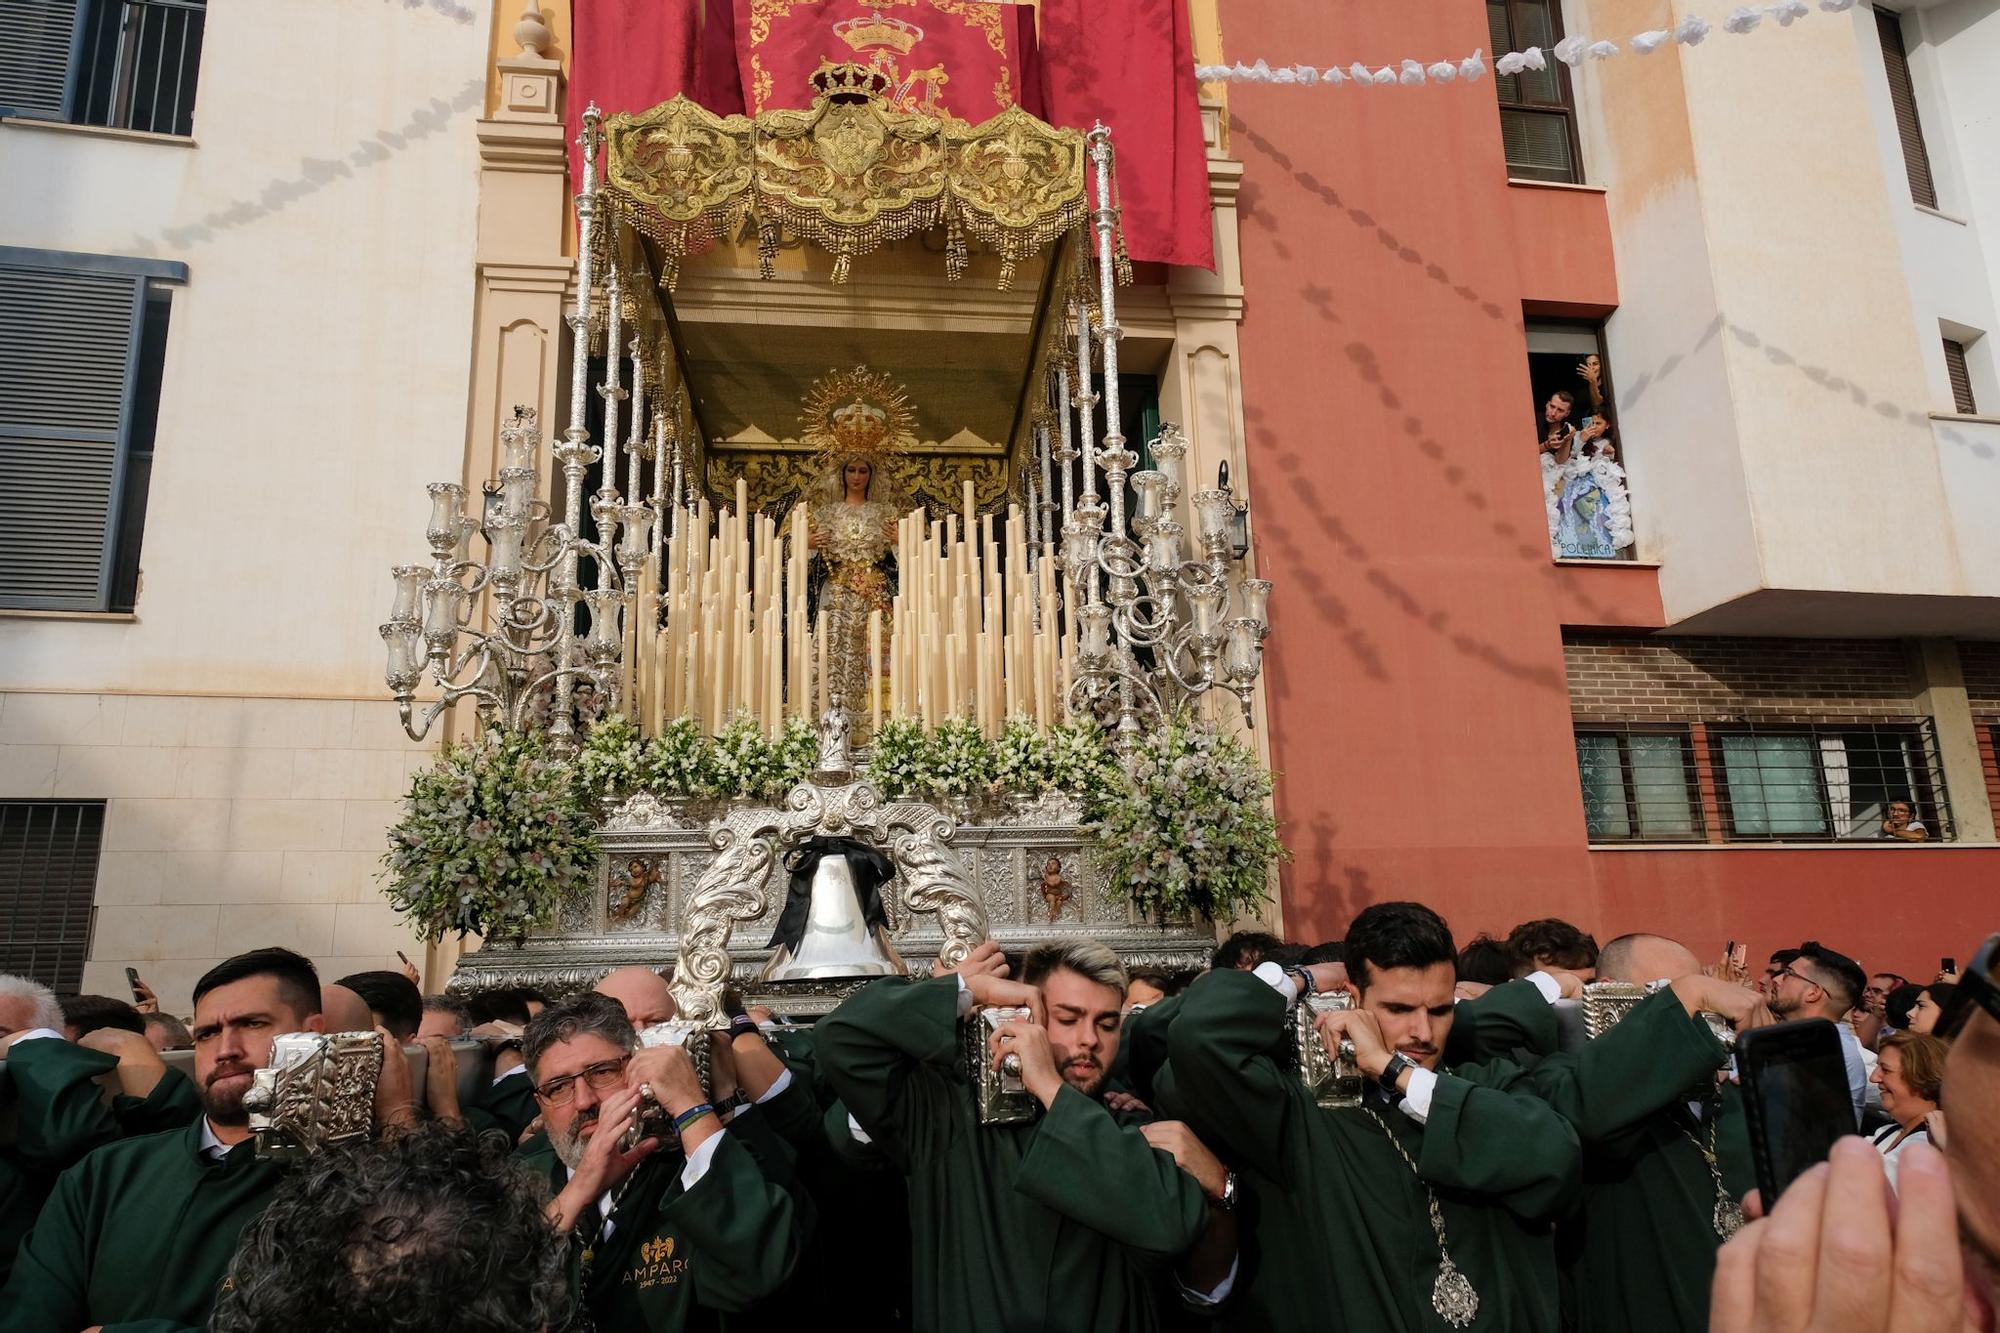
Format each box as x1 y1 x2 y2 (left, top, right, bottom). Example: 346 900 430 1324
599 63 1090 289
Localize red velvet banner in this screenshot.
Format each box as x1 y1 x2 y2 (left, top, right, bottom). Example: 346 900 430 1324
1038 0 1214 270
734 0 1035 121
568 1 743 188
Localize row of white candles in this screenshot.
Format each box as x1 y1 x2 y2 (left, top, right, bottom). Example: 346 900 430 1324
622 477 1078 739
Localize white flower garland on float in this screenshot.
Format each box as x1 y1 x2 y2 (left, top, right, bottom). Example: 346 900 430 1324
1196 0 1852 87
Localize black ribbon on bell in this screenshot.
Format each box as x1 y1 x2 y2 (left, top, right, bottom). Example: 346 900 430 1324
767 835 896 952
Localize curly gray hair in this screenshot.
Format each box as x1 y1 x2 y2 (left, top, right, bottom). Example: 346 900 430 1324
522 990 637 1083
0 973 63 1035
210 1122 569 1333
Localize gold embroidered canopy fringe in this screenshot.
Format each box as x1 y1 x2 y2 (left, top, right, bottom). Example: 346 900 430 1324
597 63 1093 290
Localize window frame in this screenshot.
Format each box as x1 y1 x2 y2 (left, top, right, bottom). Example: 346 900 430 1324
1710 720 1952 843
1574 725 1706 843
0 245 187 613
1489 0 1587 185
1872 4 1938 210
0 0 206 136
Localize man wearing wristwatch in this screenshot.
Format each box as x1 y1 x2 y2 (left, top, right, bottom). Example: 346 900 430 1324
517 993 803 1331
1163 901 1582 1330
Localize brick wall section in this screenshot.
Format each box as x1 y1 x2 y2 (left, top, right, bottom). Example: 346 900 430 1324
1562 634 1921 724
1961 642 2000 820
1960 641 2000 719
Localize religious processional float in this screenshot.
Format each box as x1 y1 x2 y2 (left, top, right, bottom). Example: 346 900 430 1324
374 53 1285 1023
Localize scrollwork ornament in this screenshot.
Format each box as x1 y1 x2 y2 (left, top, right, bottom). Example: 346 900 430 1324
672 820 777 1024
892 814 984 969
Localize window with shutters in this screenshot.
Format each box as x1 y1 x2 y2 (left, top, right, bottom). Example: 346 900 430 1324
1873 6 1937 210
1488 0 1584 184
0 0 206 137
1942 338 1978 415
0 248 186 613
0 801 107 993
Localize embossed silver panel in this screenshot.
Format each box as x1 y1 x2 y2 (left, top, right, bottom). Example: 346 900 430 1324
449 782 1215 1010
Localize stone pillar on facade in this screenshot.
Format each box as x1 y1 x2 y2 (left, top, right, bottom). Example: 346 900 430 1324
1158 98 1282 938
435 2 574 984
1908 639 1998 843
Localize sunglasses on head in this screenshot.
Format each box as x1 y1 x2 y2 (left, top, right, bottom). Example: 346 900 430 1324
1937 934 2000 1041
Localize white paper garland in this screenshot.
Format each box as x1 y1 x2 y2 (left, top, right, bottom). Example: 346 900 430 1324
1195 0 1861 87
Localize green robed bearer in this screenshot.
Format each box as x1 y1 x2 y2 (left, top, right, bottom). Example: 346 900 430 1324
0 947 352 1333
1161 901 1583 1331
517 991 804 1332
816 939 1239 1333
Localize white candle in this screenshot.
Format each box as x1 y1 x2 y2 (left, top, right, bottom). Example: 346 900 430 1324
868 610 883 736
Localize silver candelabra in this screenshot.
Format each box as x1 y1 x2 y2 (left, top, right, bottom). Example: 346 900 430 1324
381 107 659 747
1053 128 1272 738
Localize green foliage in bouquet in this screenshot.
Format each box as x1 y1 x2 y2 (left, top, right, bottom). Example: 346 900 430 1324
382 728 599 941
924 715 997 798
572 712 647 804
863 716 930 799
644 715 710 797
992 715 1118 795
707 713 788 803
1084 714 1286 924
771 716 822 797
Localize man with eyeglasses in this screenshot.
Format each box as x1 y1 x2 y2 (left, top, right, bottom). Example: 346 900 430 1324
1708 934 2000 1331
517 992 802 1330
1766 942 1870 1127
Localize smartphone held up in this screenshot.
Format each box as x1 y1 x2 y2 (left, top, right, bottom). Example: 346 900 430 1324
1738 1019 1855 1206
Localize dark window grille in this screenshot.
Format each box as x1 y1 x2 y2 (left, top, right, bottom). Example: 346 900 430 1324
1713 719 1951 842
1874 6 1937 209
0 801 107 993
1942 338 1978 415
1575 727 1704 841
1487 0 1584 183
0 0 204 136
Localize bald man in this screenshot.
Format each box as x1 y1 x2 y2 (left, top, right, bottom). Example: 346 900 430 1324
594 967 676 1028
320 984 376 1034
1529 935 1770 1333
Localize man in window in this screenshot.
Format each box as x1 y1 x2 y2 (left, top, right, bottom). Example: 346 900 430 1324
1879 798 1930 841
1159 901 1582 1329
0 947 358 1331
517 992 802 1330
815 939 1235 1332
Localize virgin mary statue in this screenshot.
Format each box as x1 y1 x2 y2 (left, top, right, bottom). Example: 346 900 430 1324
799 368 915 740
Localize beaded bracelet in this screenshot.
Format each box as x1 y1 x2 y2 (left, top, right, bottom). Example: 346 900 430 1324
673 1102 716 1133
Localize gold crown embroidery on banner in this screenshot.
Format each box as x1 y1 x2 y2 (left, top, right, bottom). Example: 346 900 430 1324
834 9 924 56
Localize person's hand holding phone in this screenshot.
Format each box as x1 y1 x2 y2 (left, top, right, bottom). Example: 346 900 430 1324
125 968 159 1015
1710 1139 1971 1333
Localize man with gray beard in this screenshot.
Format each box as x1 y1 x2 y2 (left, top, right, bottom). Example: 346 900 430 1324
516 992 802 1330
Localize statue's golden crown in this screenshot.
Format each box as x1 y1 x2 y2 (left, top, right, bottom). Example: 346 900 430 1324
800 366 918 476
834 10 923 56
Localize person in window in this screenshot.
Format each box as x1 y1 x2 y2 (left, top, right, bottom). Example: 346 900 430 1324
1540 364 1635 559
1879 798 1929 841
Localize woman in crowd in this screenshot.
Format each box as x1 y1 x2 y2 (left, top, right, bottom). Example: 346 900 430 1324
1867 1031 1947 1188
1906 981 1957 1036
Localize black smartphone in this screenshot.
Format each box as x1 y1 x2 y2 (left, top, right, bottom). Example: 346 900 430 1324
1943 957 1956 974
1739 1020 1854 1205
124 966 143 997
